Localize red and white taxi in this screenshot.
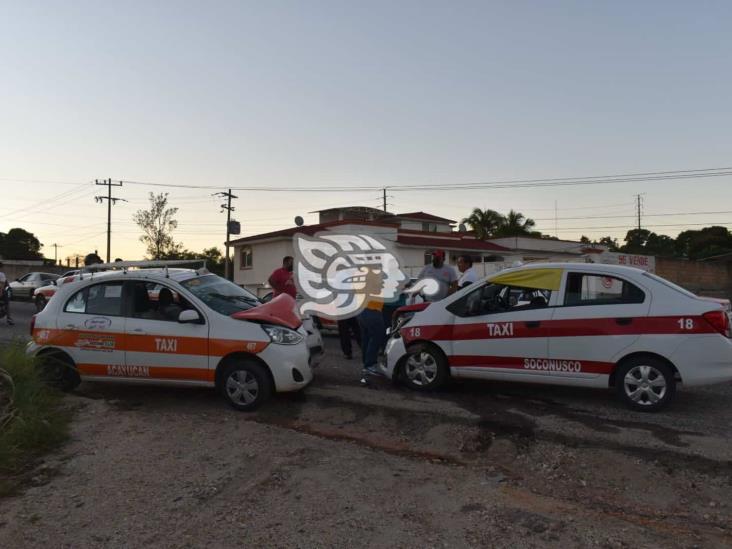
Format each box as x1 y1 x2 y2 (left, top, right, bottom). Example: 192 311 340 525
27 262 323 411
383 263 732 411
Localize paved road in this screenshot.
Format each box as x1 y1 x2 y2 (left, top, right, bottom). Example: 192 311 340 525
2 309 731 546
0 300 34 342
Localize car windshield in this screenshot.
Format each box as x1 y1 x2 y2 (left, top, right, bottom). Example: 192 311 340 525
180 274 261 316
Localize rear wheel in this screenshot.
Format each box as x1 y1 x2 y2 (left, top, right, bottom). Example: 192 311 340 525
35 294 47 312
616 357 676 412
220 360 272 411
37 351 81 392
400 343 449 391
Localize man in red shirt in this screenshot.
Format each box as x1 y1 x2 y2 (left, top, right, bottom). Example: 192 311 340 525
268 256 296 298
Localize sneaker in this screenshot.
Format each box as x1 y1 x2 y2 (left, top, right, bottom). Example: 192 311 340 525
359 376 369 386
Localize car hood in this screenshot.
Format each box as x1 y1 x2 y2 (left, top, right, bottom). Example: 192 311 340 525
230 294 302 329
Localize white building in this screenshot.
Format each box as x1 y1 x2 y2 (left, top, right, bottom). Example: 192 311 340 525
229 207 607 296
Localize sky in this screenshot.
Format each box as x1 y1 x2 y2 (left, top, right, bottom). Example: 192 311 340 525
1 0 731 264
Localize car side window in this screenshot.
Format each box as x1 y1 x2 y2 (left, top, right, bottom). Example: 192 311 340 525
18 274 31 282
563 273 645 306
128 281 194 322
448 283 551 317
64 282 124 316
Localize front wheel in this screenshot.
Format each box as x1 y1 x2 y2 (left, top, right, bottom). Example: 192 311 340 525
400 343 449 391
220 360 272 411
616 357 676 412
35 294 47 312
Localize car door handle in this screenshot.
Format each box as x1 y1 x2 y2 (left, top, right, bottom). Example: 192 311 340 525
132 328 147 335
615 318 633 326
64 324 78 330
524 321 541 328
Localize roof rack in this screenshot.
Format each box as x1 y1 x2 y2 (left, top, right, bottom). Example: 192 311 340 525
80 259 208 279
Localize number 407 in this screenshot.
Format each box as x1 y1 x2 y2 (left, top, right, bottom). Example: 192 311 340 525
678 318 695 330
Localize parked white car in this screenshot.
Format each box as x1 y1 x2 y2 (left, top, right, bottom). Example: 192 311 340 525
382 263 732 411
27 262 323 411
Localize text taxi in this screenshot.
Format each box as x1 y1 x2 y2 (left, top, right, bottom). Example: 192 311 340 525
382 263 732 411
27 261 323 411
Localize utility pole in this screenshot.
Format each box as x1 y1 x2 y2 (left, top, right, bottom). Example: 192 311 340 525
383 188 387 213
214 189 238 281
635 194 643 231
52 243 61 265
95 179 126 263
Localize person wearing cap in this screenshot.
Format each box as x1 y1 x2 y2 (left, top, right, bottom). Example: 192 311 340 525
417 250 458 302
0 261 13 325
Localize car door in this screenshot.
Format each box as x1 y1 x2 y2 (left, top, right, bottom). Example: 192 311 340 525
54 281 127 379
547 271 650 379
447 282 555 381
19 274 36 298
123 280 211 383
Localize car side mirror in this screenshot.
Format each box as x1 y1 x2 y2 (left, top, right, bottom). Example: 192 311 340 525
178 309 201 323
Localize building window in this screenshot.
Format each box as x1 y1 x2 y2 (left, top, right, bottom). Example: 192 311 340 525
240 246 253 269
422 222 438 232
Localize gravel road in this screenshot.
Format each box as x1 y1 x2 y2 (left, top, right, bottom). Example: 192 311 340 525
1 312 731 547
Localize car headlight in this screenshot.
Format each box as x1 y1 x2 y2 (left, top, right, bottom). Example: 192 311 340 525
261 324 304 345
391 312 415 337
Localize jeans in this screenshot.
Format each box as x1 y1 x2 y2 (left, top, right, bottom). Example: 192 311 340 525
337 317 361 356
357 308 386 370
1 290 10 321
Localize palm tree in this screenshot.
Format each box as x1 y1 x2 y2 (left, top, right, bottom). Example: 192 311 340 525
494 210 536 237
462 208 505 240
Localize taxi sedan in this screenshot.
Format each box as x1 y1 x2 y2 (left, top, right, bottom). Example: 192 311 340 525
382 263 732 411
27 264 322 411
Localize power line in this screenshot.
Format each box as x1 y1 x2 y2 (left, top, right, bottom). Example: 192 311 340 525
117 166 732 192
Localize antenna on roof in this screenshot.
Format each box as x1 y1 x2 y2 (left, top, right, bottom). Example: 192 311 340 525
458 223 467 233
294 216 304 227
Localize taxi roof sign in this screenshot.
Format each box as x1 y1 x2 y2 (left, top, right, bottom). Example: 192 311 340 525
488 267 563 291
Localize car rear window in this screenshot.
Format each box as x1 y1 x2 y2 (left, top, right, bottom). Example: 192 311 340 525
564 273 645 306
64 282 123 316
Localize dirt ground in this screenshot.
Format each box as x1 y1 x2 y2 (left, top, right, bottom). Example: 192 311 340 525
1 326 731 548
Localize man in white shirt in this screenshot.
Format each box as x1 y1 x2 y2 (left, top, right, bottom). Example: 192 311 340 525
0 261 14 325
457 255 478 289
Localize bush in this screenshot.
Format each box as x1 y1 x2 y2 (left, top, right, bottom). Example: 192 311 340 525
0 343 71 493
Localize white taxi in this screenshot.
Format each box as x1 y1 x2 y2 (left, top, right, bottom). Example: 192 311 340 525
382 263 732 411
27 261 323 411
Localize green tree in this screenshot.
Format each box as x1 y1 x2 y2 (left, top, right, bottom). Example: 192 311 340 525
675 226 732 260
133 193 180 259
161 246 226 276
494 210 536 237
461 208 505 239
0 228 43 260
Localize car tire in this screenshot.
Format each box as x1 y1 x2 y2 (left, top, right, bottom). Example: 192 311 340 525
220 360 272 411
35 294 47 312
37 351 81 392
615 356 676 412
400 343 449 391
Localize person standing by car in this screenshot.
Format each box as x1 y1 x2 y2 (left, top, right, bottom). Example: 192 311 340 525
337 317 361 359
268 256 296 298
417 250 458 302
357 270 387 385
457 254 478 289
0 261 14 325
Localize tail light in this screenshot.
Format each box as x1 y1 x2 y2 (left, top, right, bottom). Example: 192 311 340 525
702 310 731 338
30 314 37 337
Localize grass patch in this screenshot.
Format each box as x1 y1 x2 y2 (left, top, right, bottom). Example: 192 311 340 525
0 343 72 495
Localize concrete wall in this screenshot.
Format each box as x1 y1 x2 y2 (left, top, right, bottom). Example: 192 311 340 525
0 261 69 281
656 257 732 299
